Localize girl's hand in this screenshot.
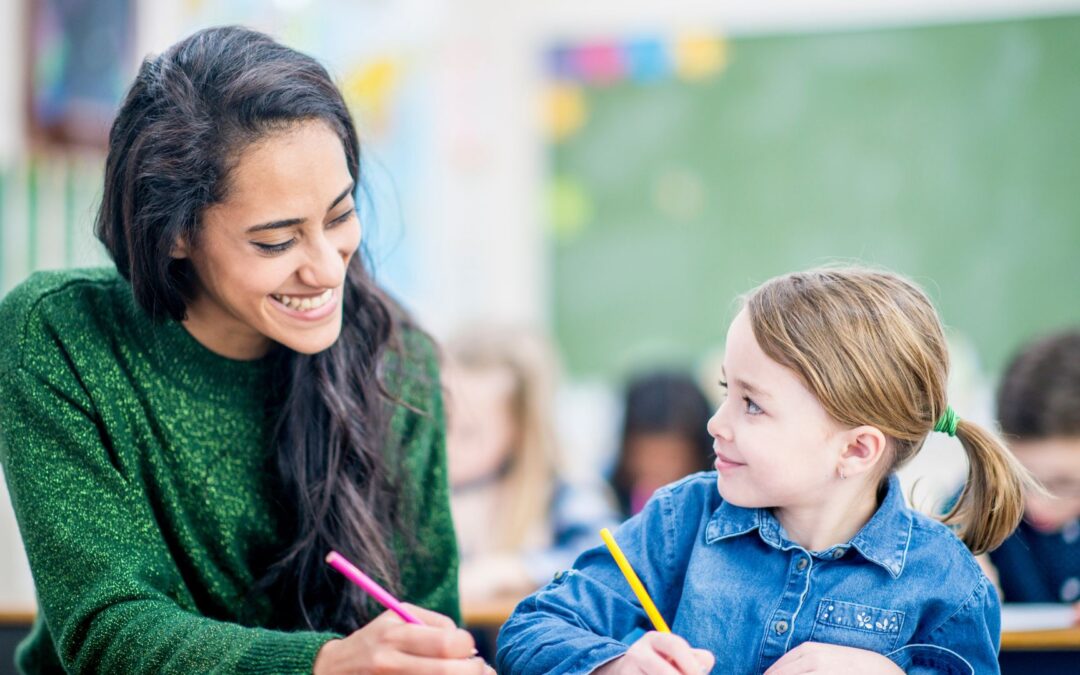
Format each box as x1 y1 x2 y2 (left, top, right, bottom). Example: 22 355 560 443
593 631 715 675
764 642 903 674
312 603 494 675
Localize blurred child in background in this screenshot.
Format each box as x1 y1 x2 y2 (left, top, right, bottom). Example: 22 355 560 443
444 325 619 604
988 329 1080 618
610 372 715 516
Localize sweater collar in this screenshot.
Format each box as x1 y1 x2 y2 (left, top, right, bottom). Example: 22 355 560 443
120 281 278 401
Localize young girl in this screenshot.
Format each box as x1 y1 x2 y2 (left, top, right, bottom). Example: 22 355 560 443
496 267 1034 675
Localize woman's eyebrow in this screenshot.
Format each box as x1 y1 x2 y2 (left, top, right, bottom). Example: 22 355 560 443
327 181 355 211
245 181 355 234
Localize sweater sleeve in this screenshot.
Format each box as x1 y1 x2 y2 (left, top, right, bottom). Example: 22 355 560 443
0 357 336 674
390 331 462 624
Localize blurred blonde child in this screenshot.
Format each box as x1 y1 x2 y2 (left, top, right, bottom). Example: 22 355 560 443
444 325 618 604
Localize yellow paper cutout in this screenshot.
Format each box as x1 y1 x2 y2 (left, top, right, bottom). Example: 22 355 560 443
673 35 729 80
545 82 588 142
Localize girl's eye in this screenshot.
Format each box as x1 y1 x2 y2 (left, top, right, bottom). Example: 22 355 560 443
744 397 763 415
254 239 295 254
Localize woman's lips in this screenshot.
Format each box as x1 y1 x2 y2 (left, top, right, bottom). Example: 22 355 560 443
268 287 339 321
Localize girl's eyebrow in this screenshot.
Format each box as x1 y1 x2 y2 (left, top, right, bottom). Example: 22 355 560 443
736 378 771 400
245 181 355 234
722 367 771 399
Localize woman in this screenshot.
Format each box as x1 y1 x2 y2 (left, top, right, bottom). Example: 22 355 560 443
0 27 489 674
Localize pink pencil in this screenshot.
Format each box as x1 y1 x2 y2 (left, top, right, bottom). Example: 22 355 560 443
325 550 422 625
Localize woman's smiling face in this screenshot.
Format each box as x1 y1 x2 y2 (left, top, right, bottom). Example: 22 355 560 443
173 120 361 359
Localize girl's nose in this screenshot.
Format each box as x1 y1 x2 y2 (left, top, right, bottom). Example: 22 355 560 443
706 404 732 441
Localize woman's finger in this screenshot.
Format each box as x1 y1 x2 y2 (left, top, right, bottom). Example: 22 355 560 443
369 650 491 675
402 603 459 630
383 623 477 659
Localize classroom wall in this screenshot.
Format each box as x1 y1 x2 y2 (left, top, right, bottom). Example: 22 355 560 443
0 1 24 164
2 0 1079 615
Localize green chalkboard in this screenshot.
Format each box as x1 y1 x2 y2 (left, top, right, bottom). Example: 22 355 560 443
551 14 1080 381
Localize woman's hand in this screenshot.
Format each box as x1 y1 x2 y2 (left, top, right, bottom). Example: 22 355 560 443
764 642 904 674
312 603 494 674
592 631 715 675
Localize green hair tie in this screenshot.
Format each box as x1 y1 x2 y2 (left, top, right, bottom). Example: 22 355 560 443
934 406 959 437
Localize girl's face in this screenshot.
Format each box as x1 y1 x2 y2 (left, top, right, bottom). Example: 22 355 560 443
173 120 361 359
1012 437 1080 532
706 309 848 510
445 363 519 488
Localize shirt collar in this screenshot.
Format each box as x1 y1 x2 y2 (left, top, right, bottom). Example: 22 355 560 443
703 473 913 579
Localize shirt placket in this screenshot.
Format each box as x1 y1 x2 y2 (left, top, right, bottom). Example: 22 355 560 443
756 546 816 671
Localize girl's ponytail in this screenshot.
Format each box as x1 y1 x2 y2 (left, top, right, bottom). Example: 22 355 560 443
943 418 1040 555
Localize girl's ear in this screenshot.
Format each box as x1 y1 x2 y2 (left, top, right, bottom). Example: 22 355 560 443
838 425 888 479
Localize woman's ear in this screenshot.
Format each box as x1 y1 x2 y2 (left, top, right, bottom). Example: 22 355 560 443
171 236 190 259
838 425 888 479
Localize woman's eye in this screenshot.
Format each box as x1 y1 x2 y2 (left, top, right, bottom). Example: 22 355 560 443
253 240 295 254
744 397 763 415
327 207 356 227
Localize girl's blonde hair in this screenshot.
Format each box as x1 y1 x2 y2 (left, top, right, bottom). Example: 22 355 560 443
745 266 1035 554
446 325 561 552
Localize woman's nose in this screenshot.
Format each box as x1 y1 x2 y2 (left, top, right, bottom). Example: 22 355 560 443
297 234 347 289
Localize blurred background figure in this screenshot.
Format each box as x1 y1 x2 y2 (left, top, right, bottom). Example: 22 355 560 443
444 325 619 604
610 371 714 517
988 329 1080 614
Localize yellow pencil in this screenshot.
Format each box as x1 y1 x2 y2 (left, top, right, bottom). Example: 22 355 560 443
599 527 670 633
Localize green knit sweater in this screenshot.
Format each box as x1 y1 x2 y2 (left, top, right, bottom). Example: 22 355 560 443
0 268 460 674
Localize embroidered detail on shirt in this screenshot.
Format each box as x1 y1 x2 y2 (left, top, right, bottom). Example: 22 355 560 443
816 599 904 634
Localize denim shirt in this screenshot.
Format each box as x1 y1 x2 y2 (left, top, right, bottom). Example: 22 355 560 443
497 472 1000 675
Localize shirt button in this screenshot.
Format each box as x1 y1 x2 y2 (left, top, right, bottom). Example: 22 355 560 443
831 549 844 559
774 620 789 634
796 558 808 571
553 570 564 581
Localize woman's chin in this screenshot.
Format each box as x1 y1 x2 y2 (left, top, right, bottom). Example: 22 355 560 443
273 323 343 355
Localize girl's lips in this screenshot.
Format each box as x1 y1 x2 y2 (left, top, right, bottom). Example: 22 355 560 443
714 451 746 472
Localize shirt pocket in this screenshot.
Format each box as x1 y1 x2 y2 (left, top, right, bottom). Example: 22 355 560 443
809 599 905 652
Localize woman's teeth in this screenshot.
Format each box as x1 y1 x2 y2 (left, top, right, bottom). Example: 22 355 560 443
273 288 333 311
